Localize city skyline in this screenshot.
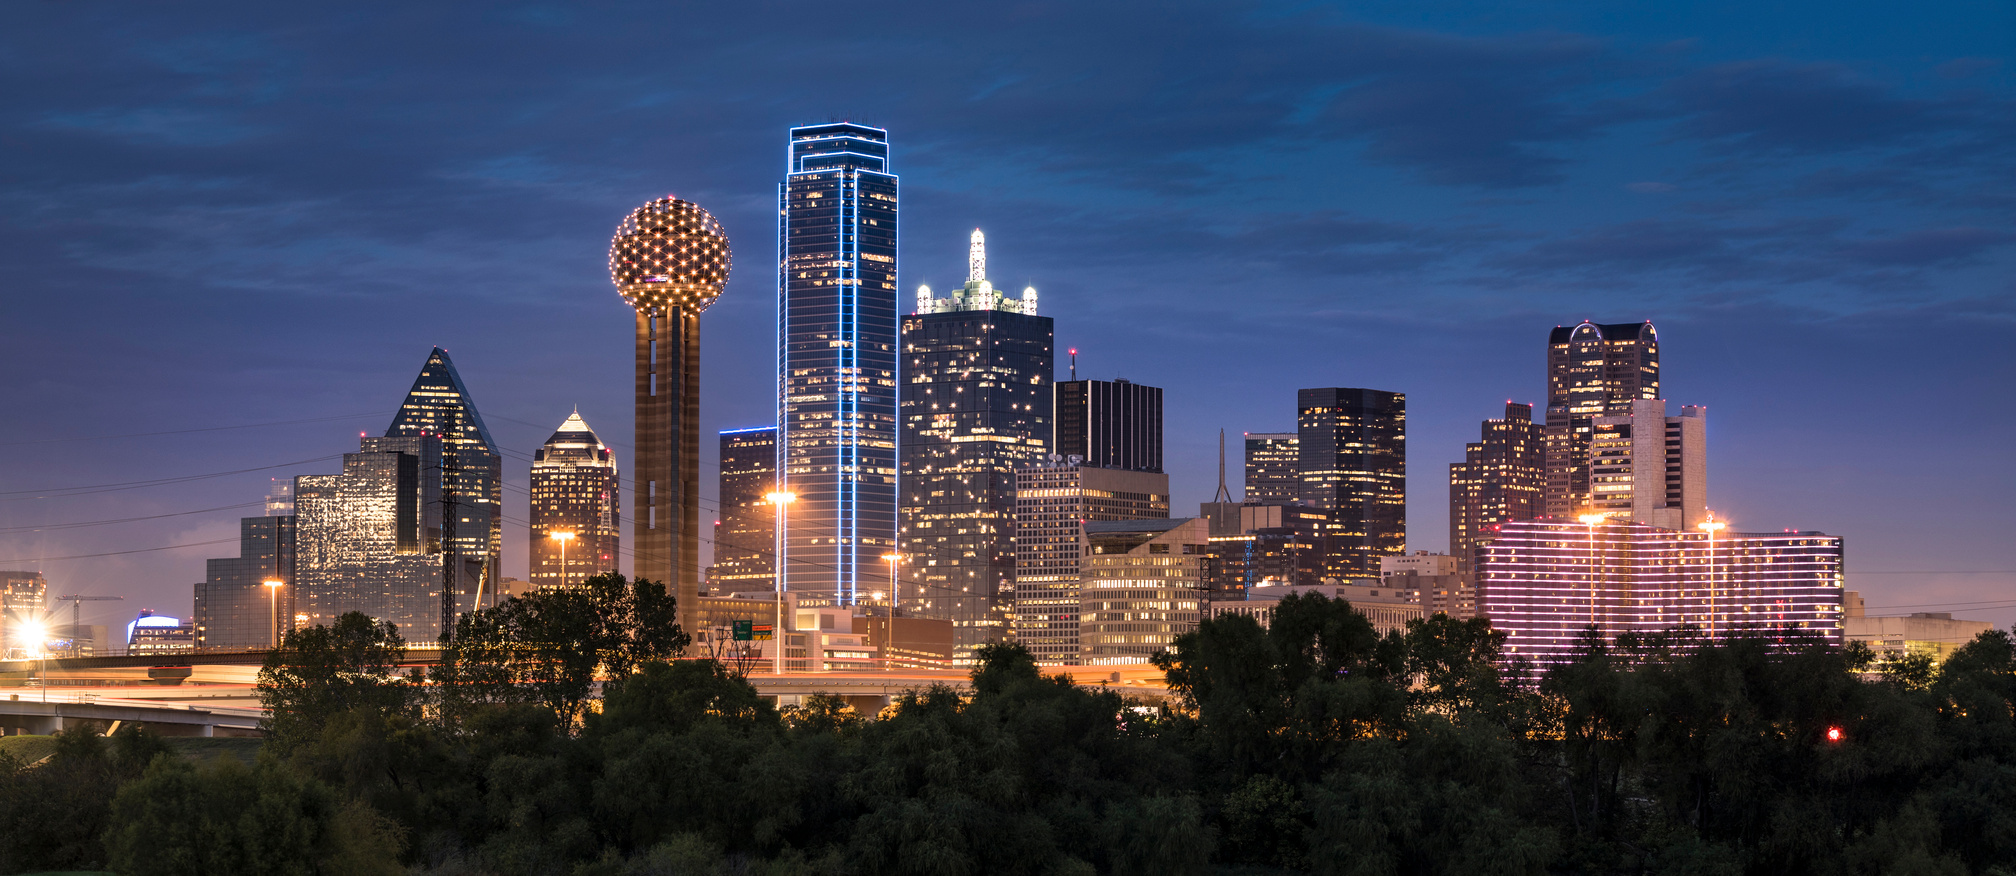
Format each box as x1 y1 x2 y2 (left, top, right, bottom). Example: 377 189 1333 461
2 2 2010 633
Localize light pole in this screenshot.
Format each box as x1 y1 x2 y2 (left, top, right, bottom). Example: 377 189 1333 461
881 551 903 673
262 579 285 649
1578 513 1606 635
24 621 46 704
549 531 577 589
765 490 796 674
1697 514 1726 638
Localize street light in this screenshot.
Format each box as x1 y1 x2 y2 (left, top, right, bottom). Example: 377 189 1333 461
881 551 903 674
262 579 285 649
1578 513 1606 633
23 620 46 703
548 531 577 589
1697 514 1727 638
765 490 796 675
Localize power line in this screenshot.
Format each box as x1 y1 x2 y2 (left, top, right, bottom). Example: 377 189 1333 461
0 411 392 447
0 501 265 533
0 537 240 564
0 455 342 500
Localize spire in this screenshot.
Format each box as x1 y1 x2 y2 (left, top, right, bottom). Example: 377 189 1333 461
1213 428 1234 503
387 347 497 453
968 228 985 282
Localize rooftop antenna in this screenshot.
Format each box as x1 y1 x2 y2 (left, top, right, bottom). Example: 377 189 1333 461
1212 429 1234 503
1068 348 1077 381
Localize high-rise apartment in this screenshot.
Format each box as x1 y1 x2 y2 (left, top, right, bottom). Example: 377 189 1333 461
1012 461 1170 665
713 426 777 593
1242 432 1299 503
195 514 295 651
1449 402 1545 569
611 197 732 633
778 123 899 607
0 571 48 660
1297 387 1406 575
385 347 502 600
1055 379 1162 472
1079 518 1211 665
1544 321 1660 518
295 434 474 642
1588 399 1706 530
530 411 620 590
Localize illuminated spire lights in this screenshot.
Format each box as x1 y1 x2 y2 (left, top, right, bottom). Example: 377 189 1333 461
609 197 732 312
969 228 986 282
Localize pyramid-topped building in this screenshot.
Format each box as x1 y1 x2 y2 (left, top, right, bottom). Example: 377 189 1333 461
385 347 502 600
532 409 621 590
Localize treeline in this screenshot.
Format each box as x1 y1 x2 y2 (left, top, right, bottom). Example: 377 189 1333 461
2 572 2013 875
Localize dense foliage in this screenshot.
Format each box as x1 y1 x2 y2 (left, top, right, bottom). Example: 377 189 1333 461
1 581 2013 875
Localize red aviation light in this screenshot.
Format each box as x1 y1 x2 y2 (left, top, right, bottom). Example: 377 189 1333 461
1825 726 1844 743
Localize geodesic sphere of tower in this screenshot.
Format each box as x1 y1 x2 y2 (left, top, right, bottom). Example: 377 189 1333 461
609 197 732 312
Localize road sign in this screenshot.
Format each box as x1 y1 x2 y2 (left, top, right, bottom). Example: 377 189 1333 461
753 622 773 641
732 620 753 641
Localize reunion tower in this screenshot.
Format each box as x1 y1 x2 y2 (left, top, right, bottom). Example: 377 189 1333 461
609 197 731 633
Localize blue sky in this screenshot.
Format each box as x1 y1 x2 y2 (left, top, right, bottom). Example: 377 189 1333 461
2 1 2011 629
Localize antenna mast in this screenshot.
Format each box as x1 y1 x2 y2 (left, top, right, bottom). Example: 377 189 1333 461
1212 429 1234 503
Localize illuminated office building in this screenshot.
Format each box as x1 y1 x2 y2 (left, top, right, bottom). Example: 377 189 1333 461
1079 518 1211 665
1297 387 1406 575
1544 321 1660 518
195 513 296 651
1242 432 1299 503
778 123 899 608
611 196 732 634
900 229 1054 653
713 426 777 593
0 571 48 660
1449 402 1545 569
1012 461 1169 665
385 347 502 601
295 433 473 642
530 410 620 590
1055 379 1162 472
1476 519 1844 674
1587 399 1706 530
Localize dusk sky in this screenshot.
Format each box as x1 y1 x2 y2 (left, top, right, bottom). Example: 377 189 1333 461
3 1 2011 632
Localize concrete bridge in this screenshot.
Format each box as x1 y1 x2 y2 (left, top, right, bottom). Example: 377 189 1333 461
0 691 264 737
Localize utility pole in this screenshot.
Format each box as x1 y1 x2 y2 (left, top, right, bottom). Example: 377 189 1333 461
54 595 122 656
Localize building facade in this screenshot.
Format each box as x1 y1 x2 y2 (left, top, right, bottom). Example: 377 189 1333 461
1242 432 1299 503
1297 387 1406 575
1477 519 1845 674
1012 462 1170 665
1842 592 1992 665
0 571 48 660
778 122 900 608
295 434 473 642
1380 552 1471 619
1449 402 1545 570
713 426 777 594
1079 518 1211 665
530 411 620 591
1055 379 1162 473
195 515 296 651
1544 321 1660 518
1588 399 1707 530
385 347 502 602
900 229 1054 653
1207 582 1424 637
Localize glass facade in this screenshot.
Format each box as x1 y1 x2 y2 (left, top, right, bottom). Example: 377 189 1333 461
1449 402 1545 570
1055 379 1163 473
1241 432 1299 503
713 426 777 593
1297 387 1407 575
296 434 475 643
530 411 620 591
778 123 899 607
385 347 503 604
1012 463 1170 665
900 232 1053 654
195 515 296 651
1543 321 1660 518
1078 518 1210 665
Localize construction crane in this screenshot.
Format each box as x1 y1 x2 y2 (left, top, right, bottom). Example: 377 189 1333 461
54 595 123 655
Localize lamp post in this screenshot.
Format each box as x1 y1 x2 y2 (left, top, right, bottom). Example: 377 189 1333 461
548 531 577 589
1697 514 1726 638
262 579 285 649
765 490 796 674
24 621 47 704
880 551 903 673
1578 513 1606 635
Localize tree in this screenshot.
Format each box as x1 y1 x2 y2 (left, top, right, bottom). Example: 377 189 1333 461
105 753 404 876
257 611 416 747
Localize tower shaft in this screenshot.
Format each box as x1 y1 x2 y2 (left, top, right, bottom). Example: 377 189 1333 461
634 305 702 632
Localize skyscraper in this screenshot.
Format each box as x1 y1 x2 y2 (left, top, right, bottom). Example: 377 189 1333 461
713 426 777 593
1449 402 1545 569
295 434 473 642
530 410 620 590
900 229 1054 652
1012 461 1169 665
1242 432 1300 503
0 571 48 660
385 347 502 606
1544 321 1660 518
1297 387 1406 575
195 514 295 651
610 196 732 634
1055 379 1162 472
1588 399 1706 530
778 123 899 607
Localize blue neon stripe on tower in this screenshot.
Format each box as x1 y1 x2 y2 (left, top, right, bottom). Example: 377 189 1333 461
777 123 898 607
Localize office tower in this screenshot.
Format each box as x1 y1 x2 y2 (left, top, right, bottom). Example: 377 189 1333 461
1012 461 1169 665
1297 388 1406 575
713 426 777 593
901 229 1054 653
530 410 620 591
1079 518 1210 665
778 123 899 608
1055 379 1162 472
1449 402 1545 569
1544 321 1660 518
127 611 196 655
1477 519 1844 675
611 196 732 633
0 571 48 659
1380 552 1471 619
295 433 475 642
1587 400 1706 530
1242 432 1299 503
195 514 296 651
385 347 503 609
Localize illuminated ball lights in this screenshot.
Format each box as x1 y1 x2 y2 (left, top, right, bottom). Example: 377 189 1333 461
609 197 732 312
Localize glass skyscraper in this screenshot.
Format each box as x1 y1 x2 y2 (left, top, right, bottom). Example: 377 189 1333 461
900 229 1053 653
1297 387 1407 576
195 514 295 651
713 426 777 594
385 347 502 601
530 410 620 590
778 123 899 607
1543 321 1660 518
1242 432 1300 503
1054 378 1162 473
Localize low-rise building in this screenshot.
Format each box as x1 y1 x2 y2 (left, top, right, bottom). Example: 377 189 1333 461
1842 591 1992 664
1078 518 1210 665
